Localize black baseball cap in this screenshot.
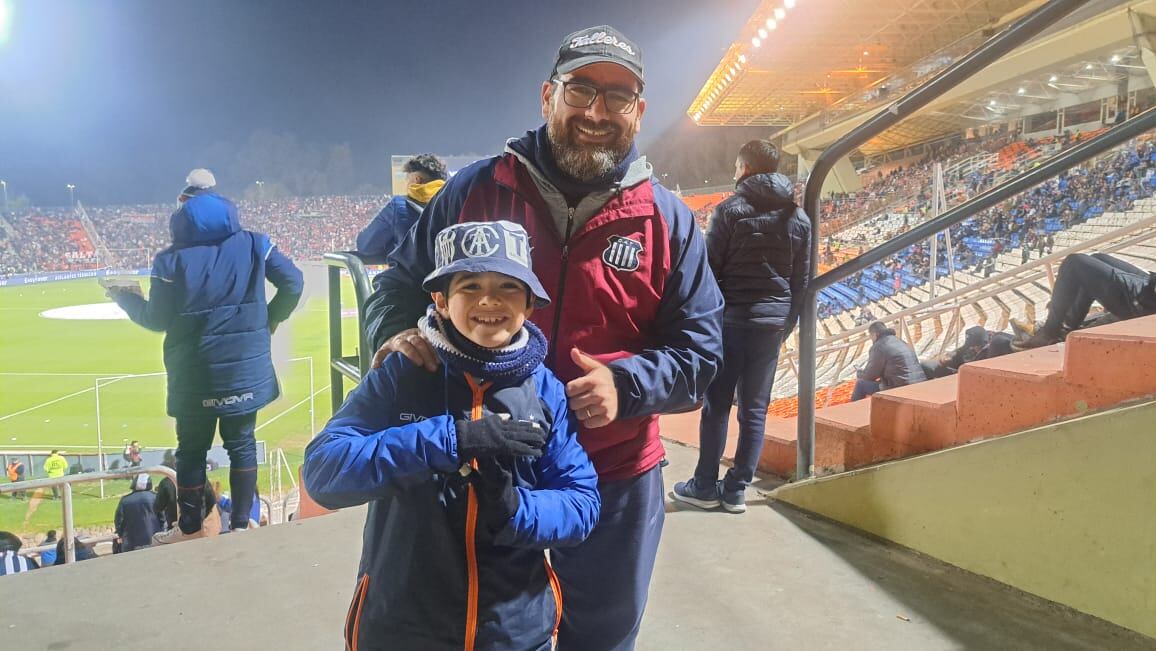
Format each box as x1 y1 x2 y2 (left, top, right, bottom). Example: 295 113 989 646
550 25 644 86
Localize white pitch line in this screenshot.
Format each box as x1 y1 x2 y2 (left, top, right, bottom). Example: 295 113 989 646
0 376 129 422
255 384 331 432
0 372 134 377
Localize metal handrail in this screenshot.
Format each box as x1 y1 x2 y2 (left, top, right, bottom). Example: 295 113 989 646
797 0 1122 479
0 465 176 564
323 252 376 412
772 215 1156 399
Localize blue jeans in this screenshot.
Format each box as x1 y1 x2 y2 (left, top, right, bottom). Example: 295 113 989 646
851 379 881 401
552 465 665 651
695 325 783 493
174 412 258 533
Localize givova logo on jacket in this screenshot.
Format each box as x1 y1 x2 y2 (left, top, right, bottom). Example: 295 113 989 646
602 235 644 272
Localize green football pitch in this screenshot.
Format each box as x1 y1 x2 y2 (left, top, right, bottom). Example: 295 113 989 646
0 266 361 534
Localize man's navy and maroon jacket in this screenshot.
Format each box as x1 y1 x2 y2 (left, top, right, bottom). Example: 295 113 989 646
364 128 724 481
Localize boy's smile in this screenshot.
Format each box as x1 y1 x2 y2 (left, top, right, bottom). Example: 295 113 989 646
434 272 534 348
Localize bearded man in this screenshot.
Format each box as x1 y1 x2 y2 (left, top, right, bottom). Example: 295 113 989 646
359 25 723 650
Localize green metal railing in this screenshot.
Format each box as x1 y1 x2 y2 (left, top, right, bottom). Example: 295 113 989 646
323 252 375 412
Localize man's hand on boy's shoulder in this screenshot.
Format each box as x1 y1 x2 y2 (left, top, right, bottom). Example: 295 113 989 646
566 348 619 429
373 327 439 372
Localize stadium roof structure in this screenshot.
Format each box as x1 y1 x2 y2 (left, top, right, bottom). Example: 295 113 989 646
689 0 1155 155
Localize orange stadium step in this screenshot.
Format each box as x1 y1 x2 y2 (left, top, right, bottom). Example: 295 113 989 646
955 346 1067 442
868 376 959 462
662 315 1156 482
1063 314 1156 409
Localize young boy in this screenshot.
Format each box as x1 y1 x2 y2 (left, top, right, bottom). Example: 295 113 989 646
303 220 599 651
108 169 303 543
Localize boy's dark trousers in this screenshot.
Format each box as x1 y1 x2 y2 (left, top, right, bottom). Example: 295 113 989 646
174 412 259 534
552 465 665 651
1042 253 1150 335
695 325 783 492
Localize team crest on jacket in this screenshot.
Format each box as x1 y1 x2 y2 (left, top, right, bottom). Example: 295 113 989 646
602 236 643 272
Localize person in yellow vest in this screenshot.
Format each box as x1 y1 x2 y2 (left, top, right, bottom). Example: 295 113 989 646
43 450 68 499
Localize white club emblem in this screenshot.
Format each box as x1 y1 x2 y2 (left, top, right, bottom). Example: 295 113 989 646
602 235 644 272
462 225 501 258
434 229 457 267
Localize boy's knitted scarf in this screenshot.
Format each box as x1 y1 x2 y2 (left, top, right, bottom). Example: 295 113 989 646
417 306 546 383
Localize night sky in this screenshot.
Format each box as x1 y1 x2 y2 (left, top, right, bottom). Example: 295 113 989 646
0 0 757 205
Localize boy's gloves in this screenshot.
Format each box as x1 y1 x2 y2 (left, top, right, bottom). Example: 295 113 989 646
470 457 520 534
455 414 545 461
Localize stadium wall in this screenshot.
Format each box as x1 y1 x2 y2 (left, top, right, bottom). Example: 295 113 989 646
0 268 149 288
772 401 1156 638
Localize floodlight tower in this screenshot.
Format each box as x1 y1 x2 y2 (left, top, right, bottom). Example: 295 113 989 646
66 183 76 208
1 180 7 213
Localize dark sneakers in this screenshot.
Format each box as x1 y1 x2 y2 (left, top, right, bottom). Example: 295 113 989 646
671 478 749 514
671 477 720 509
719 485 746 513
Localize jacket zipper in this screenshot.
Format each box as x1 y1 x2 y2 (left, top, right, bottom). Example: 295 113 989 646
547 206 576 369
462 373 491 651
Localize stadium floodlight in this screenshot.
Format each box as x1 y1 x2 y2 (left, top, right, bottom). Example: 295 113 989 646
758 28 767 39
784 0 796 7
774 7 786 20
1110 54 1121 64
766 19 777 30
738 54 747 64
693 112 702 121
752 36 761 47
0 0 11 47
1048 74 1059 82
1084 63 1094 70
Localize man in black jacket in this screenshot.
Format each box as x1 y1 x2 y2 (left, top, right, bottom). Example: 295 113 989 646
672 139 811 513
115 474 161 552
852 322 927 400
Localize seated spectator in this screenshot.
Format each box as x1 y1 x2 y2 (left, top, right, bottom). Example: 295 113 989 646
154 451 220 537
852 322 928 400
356 154 448 260
53 536 97 565
923 326 1014 378
0 531 39 576
114 474 162 552
1017 252 1156 348
38 530 58 566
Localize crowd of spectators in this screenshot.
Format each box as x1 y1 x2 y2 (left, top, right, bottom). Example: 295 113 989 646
0 194 387 277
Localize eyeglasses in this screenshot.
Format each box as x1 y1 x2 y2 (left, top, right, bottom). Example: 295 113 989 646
552 79 640 114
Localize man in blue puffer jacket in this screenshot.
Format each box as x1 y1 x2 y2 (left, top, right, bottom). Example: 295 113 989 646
109 169 303 543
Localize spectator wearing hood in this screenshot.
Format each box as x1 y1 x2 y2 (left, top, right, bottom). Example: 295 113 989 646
356 154 448 260
115 474 162 552
672 139 811 514
852 322 928 400
108 169 304 544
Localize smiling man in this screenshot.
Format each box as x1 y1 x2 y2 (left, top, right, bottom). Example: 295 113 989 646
361 24 723 650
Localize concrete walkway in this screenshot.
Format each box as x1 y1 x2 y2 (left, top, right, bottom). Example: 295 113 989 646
1 443 1150 650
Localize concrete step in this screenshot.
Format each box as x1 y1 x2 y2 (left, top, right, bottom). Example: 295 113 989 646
1064 314 1156 409
869 375 959 462
956 346 1066 442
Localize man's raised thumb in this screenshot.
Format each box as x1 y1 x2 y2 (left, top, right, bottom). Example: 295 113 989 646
570 347 603 372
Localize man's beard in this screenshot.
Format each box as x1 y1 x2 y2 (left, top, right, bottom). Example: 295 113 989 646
547 113 634 182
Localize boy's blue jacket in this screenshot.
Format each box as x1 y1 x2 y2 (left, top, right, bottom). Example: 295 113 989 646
303 353 600 651
114 192 304 417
